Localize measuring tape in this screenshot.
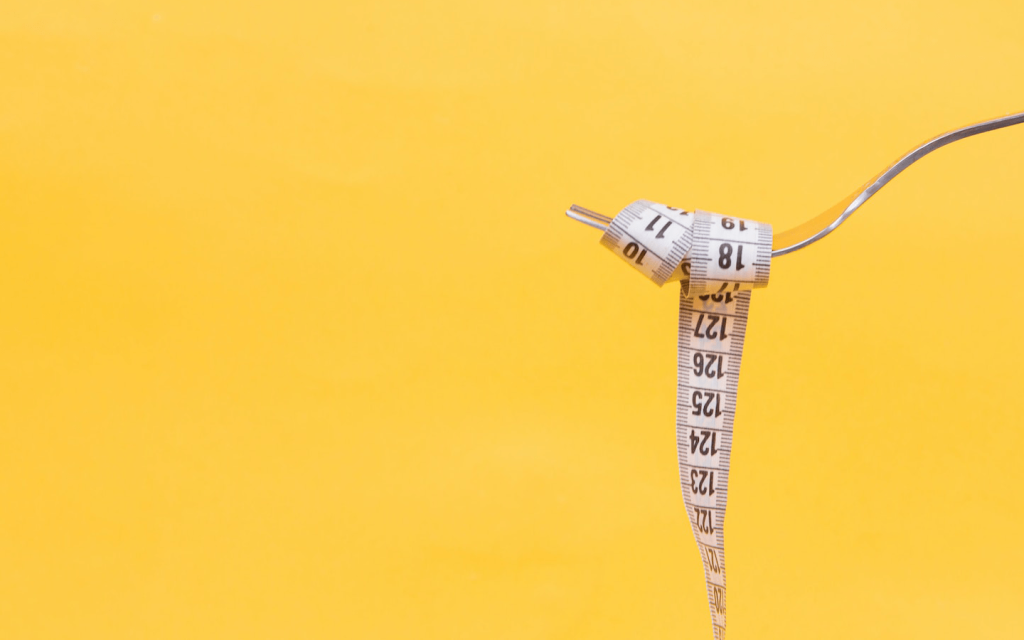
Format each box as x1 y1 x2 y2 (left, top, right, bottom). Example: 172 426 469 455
600 200 772 640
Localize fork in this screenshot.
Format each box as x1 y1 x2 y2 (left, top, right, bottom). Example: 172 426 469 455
566 111 1024 257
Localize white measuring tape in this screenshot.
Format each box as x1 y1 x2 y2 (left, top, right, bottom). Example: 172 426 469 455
600 200 772 640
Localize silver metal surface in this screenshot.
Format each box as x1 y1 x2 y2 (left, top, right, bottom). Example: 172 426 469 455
566 111 1024 257
566 205 612 231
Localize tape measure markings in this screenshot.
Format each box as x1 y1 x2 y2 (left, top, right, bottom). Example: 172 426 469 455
599 201 772 640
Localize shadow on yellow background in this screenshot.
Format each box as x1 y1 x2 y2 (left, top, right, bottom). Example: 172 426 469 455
2 1 1023 638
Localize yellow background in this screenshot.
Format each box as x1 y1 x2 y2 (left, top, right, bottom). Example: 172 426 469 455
3 1 1023 638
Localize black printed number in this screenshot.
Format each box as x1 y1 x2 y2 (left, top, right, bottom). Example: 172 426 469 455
713 586 726 614
622 242 647 265
721 217 748 231
694 507 716 534
644 215 673 239
693 352 726 379
698 292 734 304
718 243 746 271
693 314 729 340
690 469 716 496
691 391 723 418
704 545 721 574
689 429 720 456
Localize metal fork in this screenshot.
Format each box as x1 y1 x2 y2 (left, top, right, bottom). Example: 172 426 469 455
566 111 1024 257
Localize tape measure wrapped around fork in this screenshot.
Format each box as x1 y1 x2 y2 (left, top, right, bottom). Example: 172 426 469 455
574 112 1024 639
599 200 772 640
599 199 771 293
